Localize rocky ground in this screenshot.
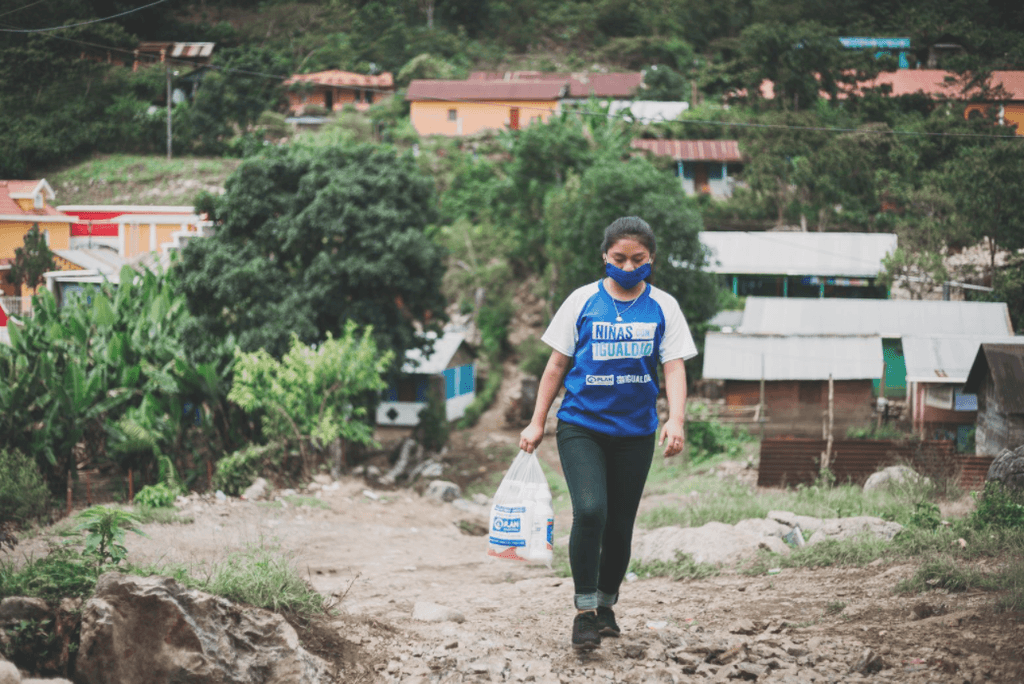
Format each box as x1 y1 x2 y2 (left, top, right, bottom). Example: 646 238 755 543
79 422 1017 684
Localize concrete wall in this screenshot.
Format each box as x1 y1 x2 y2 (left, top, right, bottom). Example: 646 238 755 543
410 100 558 136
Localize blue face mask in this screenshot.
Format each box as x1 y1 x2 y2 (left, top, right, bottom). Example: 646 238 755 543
605 261 651 290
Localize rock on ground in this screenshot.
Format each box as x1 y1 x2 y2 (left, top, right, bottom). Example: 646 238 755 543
987 445 1024 490
76 573 334 684
864 465 930 492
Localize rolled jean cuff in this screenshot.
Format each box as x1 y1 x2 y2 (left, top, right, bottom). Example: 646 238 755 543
597 590 618 607
574 593 598 611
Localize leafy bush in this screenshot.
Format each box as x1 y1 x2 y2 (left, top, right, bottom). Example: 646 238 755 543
70 506 146 566
972 482 1024 529
0 448 51 525
133 483 178 509
457 367 503 429
517 336 551 378
213 443 283 496
0 548 99 602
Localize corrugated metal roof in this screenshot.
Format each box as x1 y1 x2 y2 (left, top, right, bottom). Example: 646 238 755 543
402 330 470 375
699 231 897 277
170 43 215 59
739 297 1014 338
406 80 565 102
631 139 743 162
708 310 744 330
53 249 127 275
467 71 644 98
702 332 883 381
285 70 394 88
903 335 1024 383
963 344 1024 413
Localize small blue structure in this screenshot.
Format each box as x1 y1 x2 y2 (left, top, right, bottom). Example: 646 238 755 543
839 37 911 69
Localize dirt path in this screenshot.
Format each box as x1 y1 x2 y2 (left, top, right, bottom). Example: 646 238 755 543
111 428 1024 684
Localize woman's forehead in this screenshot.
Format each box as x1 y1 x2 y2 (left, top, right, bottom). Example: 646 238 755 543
606 237 649 254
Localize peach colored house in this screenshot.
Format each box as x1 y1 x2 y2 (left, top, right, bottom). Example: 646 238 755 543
0 180 73 297
284 70 394 114
755 70 1024 135
406 80 565 137
57 205 207 260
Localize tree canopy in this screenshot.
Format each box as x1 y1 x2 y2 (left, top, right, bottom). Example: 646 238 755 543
179 140 447 362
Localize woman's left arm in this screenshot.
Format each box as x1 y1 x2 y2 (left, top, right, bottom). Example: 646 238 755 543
659 358 688 457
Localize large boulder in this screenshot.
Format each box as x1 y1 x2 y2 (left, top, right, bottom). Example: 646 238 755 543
863 465 930 492
76 573 334 684
987 445 1024 491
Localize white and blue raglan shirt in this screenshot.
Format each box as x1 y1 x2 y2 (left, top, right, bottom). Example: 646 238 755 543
541 280 698 437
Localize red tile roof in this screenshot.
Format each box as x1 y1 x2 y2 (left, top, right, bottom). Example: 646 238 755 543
468 71 644 98
406 80 566 102
0 180 67 218
631 139 744 162
757 69 1024 101
284 70 394 89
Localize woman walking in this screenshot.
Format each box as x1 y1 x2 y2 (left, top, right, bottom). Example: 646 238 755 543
519 216 696 650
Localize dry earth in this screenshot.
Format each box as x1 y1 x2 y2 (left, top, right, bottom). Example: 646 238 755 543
94 418 1021 684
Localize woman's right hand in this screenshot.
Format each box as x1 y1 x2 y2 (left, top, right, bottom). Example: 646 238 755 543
519 421 545 453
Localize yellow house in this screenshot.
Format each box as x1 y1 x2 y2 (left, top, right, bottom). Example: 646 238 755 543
0 179 73 297
57 205 208 260
406 80 565 137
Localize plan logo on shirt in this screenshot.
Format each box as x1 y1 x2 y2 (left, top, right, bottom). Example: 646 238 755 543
591 321 656 360
586 375 615 386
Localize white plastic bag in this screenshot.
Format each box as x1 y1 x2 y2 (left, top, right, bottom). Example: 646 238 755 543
487 450 554 565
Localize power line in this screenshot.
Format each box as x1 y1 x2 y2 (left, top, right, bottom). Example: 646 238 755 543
0 0 171 33
0 0 51 20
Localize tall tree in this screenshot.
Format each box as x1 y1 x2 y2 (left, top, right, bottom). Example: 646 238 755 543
6 224 55 297
179 140 447 363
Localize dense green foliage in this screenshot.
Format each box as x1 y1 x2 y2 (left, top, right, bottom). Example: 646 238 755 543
0 448 51 525
179 140 446 362
0 265 244 499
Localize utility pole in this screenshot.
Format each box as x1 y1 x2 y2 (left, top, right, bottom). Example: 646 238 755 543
166 60 172 160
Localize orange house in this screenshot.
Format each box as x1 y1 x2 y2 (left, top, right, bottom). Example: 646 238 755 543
0 180 73 297
406 80 565 137
57 205 207 260
284 70 394 114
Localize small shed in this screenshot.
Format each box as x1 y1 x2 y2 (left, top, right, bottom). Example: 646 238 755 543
700 232 896 299
962 344 1024 456
904 335 1024 448
376 331 476 427
702 332 882 437
631 139 743 198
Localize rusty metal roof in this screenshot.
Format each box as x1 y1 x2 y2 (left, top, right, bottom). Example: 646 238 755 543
406 80 565 102
285 70 394 89
631 139 743 162
963 343 1024 413
467 71 643 98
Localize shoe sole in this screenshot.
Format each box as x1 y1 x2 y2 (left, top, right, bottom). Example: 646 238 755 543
572 640 600 651
598 627 620 637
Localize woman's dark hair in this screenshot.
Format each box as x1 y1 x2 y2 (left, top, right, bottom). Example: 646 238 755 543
601 216 656 256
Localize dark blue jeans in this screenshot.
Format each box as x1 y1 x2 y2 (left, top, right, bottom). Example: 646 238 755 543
556 419 655 610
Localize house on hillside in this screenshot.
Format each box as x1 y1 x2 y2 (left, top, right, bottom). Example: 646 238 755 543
284 70 394 114
467 71 644 102
699 231 896 299
376 331 476 428
58 205 208 259
963 344 1024 456
702 332 882 437
631 140 743 198
737 297 1015 398
903 336 1024 449
407 80 565 136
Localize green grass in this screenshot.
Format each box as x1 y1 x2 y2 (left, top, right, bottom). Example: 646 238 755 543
283 495 329 510
630 551 721 581
47 154 240 205
132 506 194 525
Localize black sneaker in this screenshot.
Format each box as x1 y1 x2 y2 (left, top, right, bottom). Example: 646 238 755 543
596 606 621 637
571 611 601 650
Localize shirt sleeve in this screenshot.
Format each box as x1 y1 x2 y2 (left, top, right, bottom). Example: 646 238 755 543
541 286 589 357
657 293 698 363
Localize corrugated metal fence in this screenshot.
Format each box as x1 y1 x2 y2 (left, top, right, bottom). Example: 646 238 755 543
758 438 994 490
